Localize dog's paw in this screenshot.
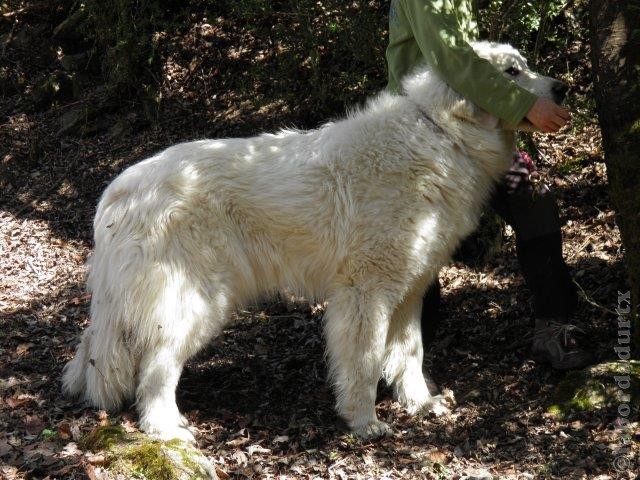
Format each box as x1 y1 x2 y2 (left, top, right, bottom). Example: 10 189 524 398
352 420 392 440
421 389 456 418
149 424 197 443
424 396 450 416
396 386 435 415
402 397 428 416
140 416 197 444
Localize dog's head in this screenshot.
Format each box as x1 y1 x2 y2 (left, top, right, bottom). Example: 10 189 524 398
472 41 568 105
402 42 567 130
455 41 568 130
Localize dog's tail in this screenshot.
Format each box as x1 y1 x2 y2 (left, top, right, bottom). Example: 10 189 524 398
62 322 136 411
61 286 137 410
62 179 143 411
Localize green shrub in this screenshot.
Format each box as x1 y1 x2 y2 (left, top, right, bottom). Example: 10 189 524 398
476 0 571 60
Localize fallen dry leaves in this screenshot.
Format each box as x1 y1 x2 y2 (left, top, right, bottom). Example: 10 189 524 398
1 2 638 479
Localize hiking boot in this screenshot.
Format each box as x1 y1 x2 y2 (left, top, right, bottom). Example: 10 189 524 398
531 318 594 370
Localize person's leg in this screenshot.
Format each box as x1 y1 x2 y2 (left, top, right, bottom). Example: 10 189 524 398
492 183 593 370
516 232 577 319
419 189 572 344
492 185 578 319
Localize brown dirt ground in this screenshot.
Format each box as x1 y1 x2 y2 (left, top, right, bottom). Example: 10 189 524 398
1 2 638 479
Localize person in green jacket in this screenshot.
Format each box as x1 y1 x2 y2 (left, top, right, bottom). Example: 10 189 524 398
387 0 593 370
387 0 570 131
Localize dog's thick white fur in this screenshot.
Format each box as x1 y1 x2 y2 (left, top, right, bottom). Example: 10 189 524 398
63 42 563 441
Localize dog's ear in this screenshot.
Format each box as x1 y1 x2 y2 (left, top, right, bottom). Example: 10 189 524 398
450 98 500 129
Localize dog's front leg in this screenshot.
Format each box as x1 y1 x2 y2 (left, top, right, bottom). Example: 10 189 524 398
383 287 452 417
323 285 393 440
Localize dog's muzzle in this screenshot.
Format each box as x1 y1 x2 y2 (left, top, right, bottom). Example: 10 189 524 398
552 81 569 105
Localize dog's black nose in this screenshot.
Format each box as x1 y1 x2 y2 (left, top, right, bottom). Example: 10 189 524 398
552 81 569 104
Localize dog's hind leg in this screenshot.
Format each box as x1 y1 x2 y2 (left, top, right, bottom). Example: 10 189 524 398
383 287 450 417
323 284 394 440
136 346 195 442
135 284 231 443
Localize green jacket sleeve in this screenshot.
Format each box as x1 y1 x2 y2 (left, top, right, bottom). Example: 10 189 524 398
399 0 537 127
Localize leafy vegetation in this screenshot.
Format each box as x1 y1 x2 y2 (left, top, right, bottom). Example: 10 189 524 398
57 0 582 120
477 0 571 58
547 361 640 418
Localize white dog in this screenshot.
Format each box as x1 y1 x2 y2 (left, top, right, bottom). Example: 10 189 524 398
63 42 566 441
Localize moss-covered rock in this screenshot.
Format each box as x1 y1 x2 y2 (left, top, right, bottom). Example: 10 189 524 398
80 424 127 451
81 425 218 480
547 360 640 418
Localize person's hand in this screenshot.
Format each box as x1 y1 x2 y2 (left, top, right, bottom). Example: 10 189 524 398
525 97 571 133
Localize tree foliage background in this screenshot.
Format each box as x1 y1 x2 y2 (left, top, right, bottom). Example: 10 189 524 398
52 0 638 344
64 0 575 120
46 0 639 347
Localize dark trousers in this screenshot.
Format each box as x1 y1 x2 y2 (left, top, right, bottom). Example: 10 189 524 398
421 184 578 344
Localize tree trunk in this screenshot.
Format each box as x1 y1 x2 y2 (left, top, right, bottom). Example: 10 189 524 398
589 0 640 351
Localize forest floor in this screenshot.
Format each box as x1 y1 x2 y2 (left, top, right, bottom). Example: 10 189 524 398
1 2 638 479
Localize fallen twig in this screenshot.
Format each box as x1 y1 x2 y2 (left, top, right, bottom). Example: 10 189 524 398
573 279 618 316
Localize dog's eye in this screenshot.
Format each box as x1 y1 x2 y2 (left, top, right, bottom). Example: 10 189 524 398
505 67 520 76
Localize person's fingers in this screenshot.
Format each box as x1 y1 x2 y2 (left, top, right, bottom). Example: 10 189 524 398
550 121 564 132
548 110 570 131
548 118 563 132
537 117 554 133
550 118 565 130
553 105 571 121
555 112 570 128
531 116 550 132
525 97 572 132
537 121 551 133
536 122 550 133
